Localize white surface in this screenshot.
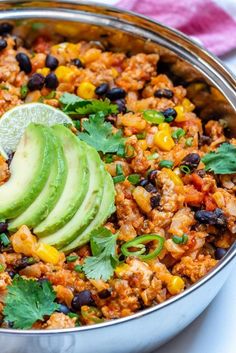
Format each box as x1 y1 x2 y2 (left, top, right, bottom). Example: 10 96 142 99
84 1 236 352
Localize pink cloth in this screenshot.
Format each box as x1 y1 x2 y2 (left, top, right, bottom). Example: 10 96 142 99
117 0 236 56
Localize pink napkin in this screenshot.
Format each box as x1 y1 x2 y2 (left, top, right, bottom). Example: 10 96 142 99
117 0 236 56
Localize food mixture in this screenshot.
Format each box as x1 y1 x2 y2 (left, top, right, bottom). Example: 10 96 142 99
0 21 235 330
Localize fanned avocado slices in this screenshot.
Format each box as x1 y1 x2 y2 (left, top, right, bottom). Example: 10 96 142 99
8 129 67 232
62 172 115 252
0 124 53 219
34 125 89 237
40 142 105 249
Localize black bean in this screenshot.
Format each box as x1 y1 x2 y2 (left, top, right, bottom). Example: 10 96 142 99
71 58 83 68
45 72 59 89
215 247 227 260
195 208 226 227
7 271 16 279
196 169 206 178
14 256 36 270
154 88 173 99
163 108 177 119
148 170 158 183
198 134 212 146
45 54 59 70
115 99 127 113
0 39 7 51
145 183 158 193
0 22 13 35
181 153 200 172
16 52 32 74
27 73 45 91
95 83 109 96
0 222 8 233
106 87 126 100
71 290 95 311
150 194 161 208
139 179 149 187
98 289 111 299
57 304 71 314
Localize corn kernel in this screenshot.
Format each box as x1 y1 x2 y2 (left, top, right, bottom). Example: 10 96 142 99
35 243 60 265
182 98 195 112
212 192 225 208
36 67 50 76
77 82 96 99
164 168 183 186
154 131 175 151
158 122 171 133
175 105 186 122
55 65 75 83
138 139 147 151
115 263 130 276
83 49 101 64
167 275 185 295
133 186 152 213
11 225 37 257
55 24 79 37
111 67 119 78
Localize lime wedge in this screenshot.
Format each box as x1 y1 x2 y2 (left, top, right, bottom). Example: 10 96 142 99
0 103 73 154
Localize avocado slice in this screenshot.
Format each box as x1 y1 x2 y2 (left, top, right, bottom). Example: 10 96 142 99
62 171 115 252
0 124 52 220
34 125 89 237
40 142 105 249
8 129 67 232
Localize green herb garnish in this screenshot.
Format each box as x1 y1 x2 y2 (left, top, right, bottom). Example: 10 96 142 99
202 143 236 174
78 112 125 154
82 227 118 281
59 93 118 116
3 276 59 329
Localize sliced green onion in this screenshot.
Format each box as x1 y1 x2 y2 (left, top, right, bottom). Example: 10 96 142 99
44 90 56 100
125 145 135 158
113 175 126 184
0 264 5 272
172 128 186 140
121 234 164 261
31 22 45 30
74 264 83 272
172 234 188 244
127 174 140 185
185 137 193 147
20 84 28 99
104 154 114 163
27 257 37 265
165 116 174 123
117 144 125 157
143 110 165 125
159 160 174 169
180 165 191 174
66 255 78 263
147 152 159 160
136 132 146 140
116 164 124 176
74 120 81 130
0 233 10 247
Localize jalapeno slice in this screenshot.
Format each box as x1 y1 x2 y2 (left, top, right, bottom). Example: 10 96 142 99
121 234 164 260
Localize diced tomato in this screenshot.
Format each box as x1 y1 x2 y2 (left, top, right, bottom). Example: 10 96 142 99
33 36 51 53
204 195 217 211
191 173 204 190
184 185 204 206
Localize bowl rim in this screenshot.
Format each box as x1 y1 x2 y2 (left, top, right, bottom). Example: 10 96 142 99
0 0 235 335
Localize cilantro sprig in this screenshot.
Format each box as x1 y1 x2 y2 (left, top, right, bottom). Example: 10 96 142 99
83 227 118 281
78 112 125 154
3 276 59 329
59 93 118 116
202 143 236 174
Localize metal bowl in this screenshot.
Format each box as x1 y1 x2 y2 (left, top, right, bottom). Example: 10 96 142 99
0 2 235 353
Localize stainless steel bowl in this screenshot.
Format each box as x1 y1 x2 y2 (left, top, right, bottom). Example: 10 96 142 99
0 2 235 353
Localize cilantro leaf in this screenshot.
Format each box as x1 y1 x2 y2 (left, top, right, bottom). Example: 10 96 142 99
3 276 59 329
59 93 118 116
202 143 236 174
78 113 125 154
83 227 118 281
